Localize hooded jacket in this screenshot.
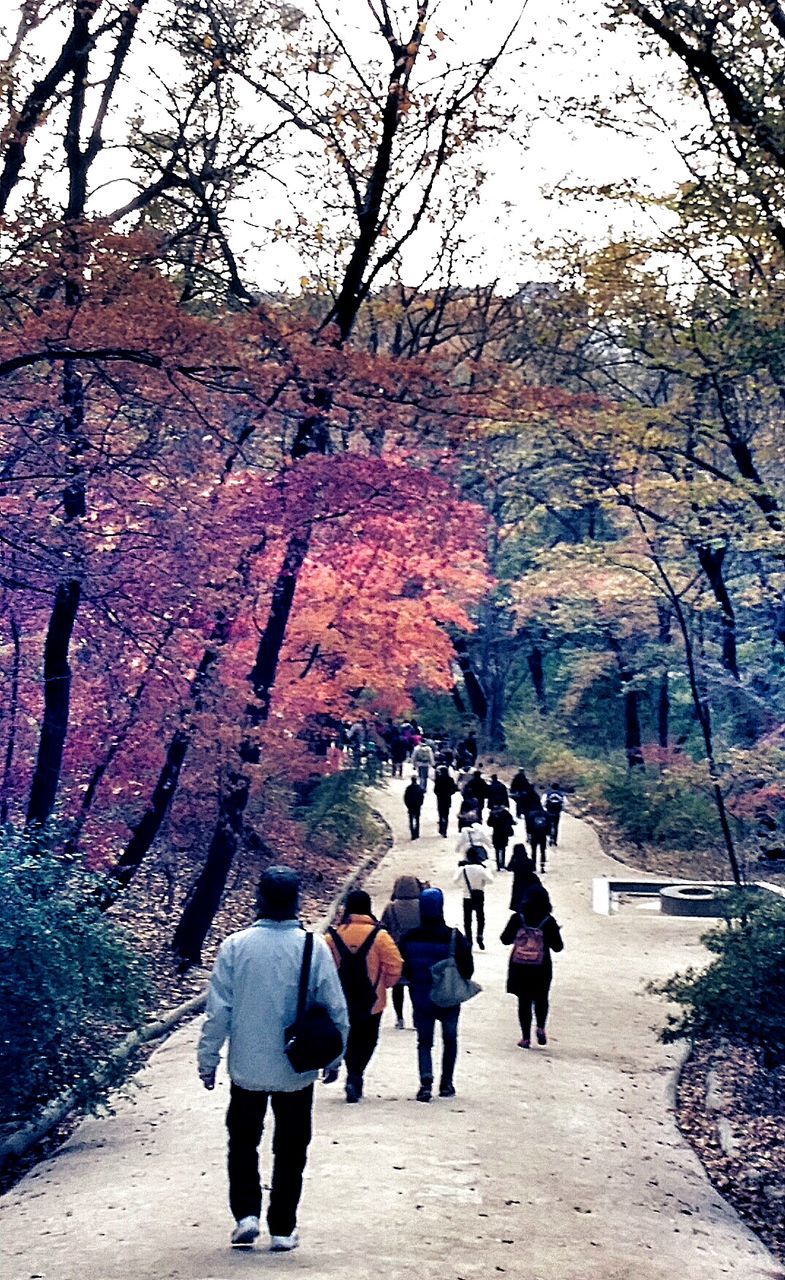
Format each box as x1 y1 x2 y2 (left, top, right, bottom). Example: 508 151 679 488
380 875 422 943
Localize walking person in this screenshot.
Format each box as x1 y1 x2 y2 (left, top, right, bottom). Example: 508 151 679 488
455 817 494 864
453 846 494 950
462 768 489 822
507 844 546 910
197 866 348 1253
389 727 407 778
403 775 425 839
380 875 422 1028
526 806 550 873
510 767 536 818
488 803 516 870
411 738 435 791
326 890 402 1102
433 763 458 837
500 883 563 1048
487 772 510 810
399 888 474 1101
545 785 565 847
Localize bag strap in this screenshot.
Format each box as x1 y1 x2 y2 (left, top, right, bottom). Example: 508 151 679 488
462 868 472 895
328 922 381 964
355 922 382 962
449 928 457 957
296 930 314 1021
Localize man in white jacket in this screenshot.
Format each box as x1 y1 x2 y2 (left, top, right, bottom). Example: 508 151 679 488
453 848 494 950
198 866 348 1253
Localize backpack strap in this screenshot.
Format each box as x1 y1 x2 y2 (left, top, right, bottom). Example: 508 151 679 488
296 931 314 1019
355 922 382 962
329 922 381 963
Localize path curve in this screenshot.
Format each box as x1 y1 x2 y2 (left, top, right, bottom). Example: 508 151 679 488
1 780 782 1280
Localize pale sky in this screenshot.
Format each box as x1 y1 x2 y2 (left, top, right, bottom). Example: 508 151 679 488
1 0 691 292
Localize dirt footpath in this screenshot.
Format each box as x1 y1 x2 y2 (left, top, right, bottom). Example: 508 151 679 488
1 780 782 1280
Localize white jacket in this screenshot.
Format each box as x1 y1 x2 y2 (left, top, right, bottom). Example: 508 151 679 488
455 823 494 860
453 862 494 897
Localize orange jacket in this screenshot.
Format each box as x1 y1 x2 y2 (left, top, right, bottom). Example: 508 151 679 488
325 915 403 1015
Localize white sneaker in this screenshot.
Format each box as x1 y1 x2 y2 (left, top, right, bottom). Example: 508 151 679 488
270 1229 300 1252
230 1215 260 1247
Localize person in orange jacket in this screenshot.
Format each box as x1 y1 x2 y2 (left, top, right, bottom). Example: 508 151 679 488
326 889 403 1102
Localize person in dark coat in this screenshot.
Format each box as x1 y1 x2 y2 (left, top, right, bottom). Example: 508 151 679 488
399 888 474 1102
510 768 537 818
488 804 516 870
403 776 425 839
487 773 509 810
507 844 547 911
388 728 407 778
500 885 563 1049
433 764 459 837
462 769 489 822
526 807 549 873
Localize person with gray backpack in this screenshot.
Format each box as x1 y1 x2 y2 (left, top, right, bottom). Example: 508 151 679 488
500 883 563 1049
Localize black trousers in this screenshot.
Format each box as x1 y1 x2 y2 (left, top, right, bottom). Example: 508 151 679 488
516 978 551 1039
462 891 485 946
437 800 451 836
345 1011 382 1081
226 1083 313 1235
548 812 561 845
494 840 508 869
392 982 409 1019
408 808 421 838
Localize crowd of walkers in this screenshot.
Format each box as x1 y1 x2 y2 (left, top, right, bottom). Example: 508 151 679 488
197 754 566 1254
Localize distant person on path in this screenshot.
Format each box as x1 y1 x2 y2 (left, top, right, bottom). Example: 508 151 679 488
197 866 348 1253
488 804 516 870
500 884 563 1048
403 775 425 839
462 768 489 821
487 773 510 810
411 739 435 791
455 817 493 864
526 807 550 873
399 888 474 1101
507 843 546 911
545 786 565 846
381 875 423 1028
453 846 494 950
510 768 537 818
434 763 459 836
326 890 402 1103
389 728 407 778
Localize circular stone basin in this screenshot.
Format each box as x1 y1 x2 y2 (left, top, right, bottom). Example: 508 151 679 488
660 884 726 917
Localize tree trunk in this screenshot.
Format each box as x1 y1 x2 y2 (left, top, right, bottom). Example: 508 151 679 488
609 636 644 769
171 524 312 966
657 604 671 752
450 634 488 721
26 579 81 824
1 611 21 825
527 645 548 716
697 544 739 679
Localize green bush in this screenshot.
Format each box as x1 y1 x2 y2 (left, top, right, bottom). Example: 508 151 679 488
296 770 384 858
654 890 785 1063
504 716 590 790
0 827 151 1126
600 766 722 849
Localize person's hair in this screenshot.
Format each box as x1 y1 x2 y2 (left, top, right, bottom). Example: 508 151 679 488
256 866 300 920
466 845 482 864
344 888 372 918
491 773 498 780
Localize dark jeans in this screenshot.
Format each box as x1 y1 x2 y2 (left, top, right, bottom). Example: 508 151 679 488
437 801 451 836
462 891 485 947
548 812 561 845
226 1083 313 1235
408 808 421 838
392 982 409 1020
517 981 551 1040
413 1005 460 1088
345 1011 382 1081
494 841 508 870
417 765 429 791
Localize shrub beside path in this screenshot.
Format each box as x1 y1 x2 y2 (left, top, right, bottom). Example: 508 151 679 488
1 779 782 1280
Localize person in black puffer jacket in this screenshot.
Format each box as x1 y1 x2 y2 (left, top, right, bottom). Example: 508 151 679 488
500 884 563 1050
399 888 474 1103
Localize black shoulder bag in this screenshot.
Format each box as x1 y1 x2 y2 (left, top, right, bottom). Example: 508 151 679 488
284 931 344 1073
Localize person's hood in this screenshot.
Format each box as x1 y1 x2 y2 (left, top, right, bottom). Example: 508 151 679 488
392 874 421 900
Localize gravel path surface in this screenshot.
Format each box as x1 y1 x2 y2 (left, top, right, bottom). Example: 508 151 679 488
1 779 782 1280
